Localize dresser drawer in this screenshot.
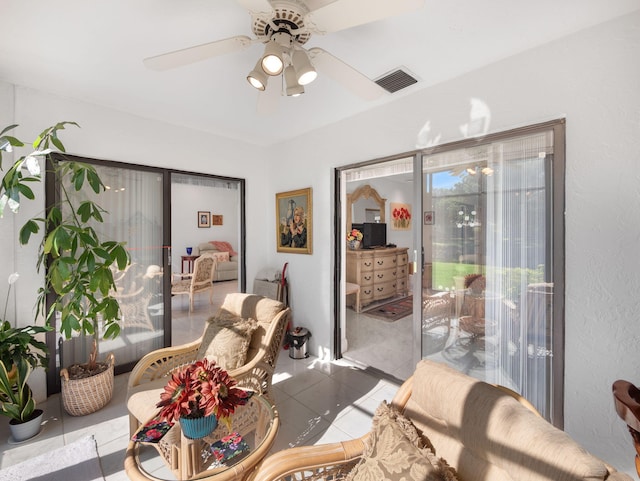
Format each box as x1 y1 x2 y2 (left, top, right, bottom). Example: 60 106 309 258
397 252 408 266
396 264 408 279
360 271 374 286
373 254 397 270
374 267 396 284
396 276 408 294
373 280 397 300
361 285 375 304
359 258 374 272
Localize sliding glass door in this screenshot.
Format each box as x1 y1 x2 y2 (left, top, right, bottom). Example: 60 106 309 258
420 123 564 424
49 156 168 394
336 120 564 425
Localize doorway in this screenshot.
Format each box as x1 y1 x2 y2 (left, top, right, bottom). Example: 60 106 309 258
336 119 565 424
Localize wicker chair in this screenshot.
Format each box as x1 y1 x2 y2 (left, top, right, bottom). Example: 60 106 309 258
253 360 631 481
171 253 217 312
126 293 291 437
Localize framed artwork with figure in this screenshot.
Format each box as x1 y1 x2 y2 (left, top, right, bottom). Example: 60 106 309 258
276 188 312 254
198 211 210 228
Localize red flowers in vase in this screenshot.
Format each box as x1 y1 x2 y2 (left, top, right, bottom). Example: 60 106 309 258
156 358 250 429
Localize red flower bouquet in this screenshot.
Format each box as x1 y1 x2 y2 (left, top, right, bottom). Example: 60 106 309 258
156 358 250 429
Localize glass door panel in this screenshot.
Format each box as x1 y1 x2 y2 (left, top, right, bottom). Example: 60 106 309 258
56 162 166 376
420 128 560 423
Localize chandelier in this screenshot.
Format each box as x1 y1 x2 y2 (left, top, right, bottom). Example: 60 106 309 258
246 29 317 97
456 206 480 228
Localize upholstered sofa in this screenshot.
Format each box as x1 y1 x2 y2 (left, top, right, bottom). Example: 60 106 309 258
197 241 238 281
254 360 632 481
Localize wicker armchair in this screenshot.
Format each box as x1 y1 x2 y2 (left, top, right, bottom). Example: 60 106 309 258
126 293 290 436
254 360 630 481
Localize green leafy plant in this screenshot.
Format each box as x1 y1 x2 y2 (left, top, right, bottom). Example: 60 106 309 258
0 358 36 423
0 122 130 372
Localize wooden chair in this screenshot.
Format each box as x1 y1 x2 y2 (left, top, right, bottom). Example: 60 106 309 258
126 293 291 436
171 253 217 312
613 379 640 477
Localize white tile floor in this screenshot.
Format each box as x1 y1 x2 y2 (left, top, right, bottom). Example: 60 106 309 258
0 283 404 480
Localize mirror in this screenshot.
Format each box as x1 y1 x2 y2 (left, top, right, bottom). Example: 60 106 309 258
346 184 386 229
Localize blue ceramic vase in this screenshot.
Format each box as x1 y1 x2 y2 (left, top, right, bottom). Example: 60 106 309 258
179 415 218 440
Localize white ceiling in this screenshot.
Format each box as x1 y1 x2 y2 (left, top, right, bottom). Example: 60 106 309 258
1 0 638 146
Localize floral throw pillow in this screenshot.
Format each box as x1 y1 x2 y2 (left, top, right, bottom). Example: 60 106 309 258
344 401 459 481
196 314 258 370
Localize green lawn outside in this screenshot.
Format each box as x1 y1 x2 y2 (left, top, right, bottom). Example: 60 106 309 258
431 262 483 290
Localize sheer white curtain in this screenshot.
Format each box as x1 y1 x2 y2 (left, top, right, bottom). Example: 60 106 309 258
61 163 165 368
484 131 554 419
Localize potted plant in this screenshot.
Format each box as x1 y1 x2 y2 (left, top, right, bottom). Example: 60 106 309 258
0 122 130 416
0 272 51 441
156 358 250 439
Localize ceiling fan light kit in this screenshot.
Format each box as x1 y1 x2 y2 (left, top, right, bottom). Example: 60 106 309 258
144 0 425 103
291 48 317 86
247 59 268 90
284 65 304 97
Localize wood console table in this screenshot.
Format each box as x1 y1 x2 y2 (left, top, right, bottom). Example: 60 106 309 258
346 247 409 311
181 255 200 274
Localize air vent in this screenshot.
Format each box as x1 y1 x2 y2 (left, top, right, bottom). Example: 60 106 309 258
375 68 418 93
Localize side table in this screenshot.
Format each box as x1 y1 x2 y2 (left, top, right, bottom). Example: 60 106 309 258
125 394 279 481
181 255 200 274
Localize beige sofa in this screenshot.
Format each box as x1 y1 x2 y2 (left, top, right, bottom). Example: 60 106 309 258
254 360 631 481
197 241 238 281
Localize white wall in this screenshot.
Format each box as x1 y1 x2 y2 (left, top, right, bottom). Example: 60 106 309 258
268 11 640 476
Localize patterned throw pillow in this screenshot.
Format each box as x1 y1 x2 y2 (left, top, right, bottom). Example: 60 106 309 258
344 401 459 481
196 313 258 370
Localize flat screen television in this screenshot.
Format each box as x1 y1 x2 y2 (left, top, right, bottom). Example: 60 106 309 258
352 222 387 248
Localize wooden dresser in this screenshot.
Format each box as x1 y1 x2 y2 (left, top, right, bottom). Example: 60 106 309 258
346 247 409 311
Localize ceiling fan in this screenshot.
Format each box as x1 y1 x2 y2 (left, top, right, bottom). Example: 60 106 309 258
143 0 424 101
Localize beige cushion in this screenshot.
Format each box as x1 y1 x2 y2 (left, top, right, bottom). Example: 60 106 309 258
405 360 609 481
220 293 284 323
196 313 258 370
345 401 458 481
127 377 165 424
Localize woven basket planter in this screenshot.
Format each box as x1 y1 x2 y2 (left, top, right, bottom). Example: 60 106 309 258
60 353 115 416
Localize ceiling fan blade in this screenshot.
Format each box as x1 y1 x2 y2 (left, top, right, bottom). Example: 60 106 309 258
144 36 253 71
235 0 273 14
308 48 386 101
257 76 280 115
306 0 424 33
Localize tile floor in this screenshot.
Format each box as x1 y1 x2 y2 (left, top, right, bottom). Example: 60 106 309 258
0 282 404 480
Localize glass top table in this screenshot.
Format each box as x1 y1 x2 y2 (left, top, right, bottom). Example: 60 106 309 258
125 394 279 481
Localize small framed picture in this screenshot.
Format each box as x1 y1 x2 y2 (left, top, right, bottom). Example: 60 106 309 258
211 214 223 226
424 211 434 225
198 211 211 228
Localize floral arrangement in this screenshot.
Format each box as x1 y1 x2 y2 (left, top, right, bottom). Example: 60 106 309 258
392 205 412 229
347 228 363 242
156 358 250 428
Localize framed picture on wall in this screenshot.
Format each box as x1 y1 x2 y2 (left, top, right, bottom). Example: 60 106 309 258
198 211 211 228
391 202 412 230
211 214 223 226
276 187 312 254
424 211 434 225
